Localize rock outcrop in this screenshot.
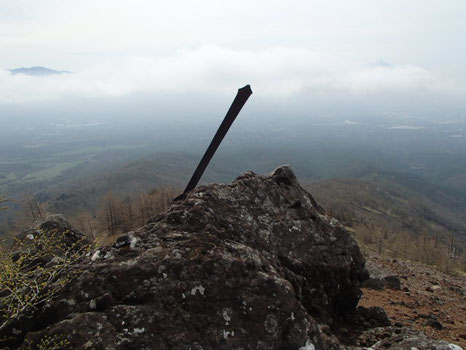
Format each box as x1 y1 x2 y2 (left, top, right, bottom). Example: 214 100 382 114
362 260 401 291
1 166 462 350
9 214 90 269
14 213 89 249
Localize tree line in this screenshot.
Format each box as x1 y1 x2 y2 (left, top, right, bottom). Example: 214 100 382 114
326 205 466 275
1 187 179 245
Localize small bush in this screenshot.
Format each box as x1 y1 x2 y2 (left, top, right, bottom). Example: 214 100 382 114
0 228 92 334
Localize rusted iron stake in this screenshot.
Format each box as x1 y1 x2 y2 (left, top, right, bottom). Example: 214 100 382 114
175 85 253 200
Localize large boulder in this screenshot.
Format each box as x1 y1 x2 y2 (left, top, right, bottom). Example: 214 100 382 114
1 166 461 350
362 260 401 291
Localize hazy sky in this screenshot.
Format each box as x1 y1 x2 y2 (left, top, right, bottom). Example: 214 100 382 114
0 0 465 106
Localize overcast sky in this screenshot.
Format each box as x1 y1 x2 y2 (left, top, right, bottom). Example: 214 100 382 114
0 0 465 107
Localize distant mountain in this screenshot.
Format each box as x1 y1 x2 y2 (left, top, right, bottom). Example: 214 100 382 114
9 66 69 76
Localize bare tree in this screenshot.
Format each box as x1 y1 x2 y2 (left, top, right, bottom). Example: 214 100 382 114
0 195 9 211
74 211 96 240
22 193 46 223
102 193 119 236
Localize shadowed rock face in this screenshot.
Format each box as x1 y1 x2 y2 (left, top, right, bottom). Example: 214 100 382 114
2 166 460 349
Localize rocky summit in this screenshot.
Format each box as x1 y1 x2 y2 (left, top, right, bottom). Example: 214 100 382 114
1 166 463 349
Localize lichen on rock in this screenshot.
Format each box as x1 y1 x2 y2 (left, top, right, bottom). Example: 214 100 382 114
1 166 462 350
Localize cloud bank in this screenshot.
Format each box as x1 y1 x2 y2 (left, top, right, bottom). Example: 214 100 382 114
0 46 460 105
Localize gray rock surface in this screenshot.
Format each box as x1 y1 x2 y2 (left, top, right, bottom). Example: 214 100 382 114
1 166 462 350
358 327 463 350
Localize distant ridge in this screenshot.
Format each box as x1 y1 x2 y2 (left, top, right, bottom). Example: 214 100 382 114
9 66 69 76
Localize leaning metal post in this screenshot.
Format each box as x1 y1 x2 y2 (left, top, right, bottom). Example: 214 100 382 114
175 85 253 200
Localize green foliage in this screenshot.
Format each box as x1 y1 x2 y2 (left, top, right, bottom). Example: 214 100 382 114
22 334 70 350
0 228 92 333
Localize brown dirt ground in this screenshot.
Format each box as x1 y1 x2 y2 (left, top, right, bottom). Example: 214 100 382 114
359 256 466 348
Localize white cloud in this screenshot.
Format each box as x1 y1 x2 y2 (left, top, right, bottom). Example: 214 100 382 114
340 65 434 94
1 0 465 110
0 46 459 105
